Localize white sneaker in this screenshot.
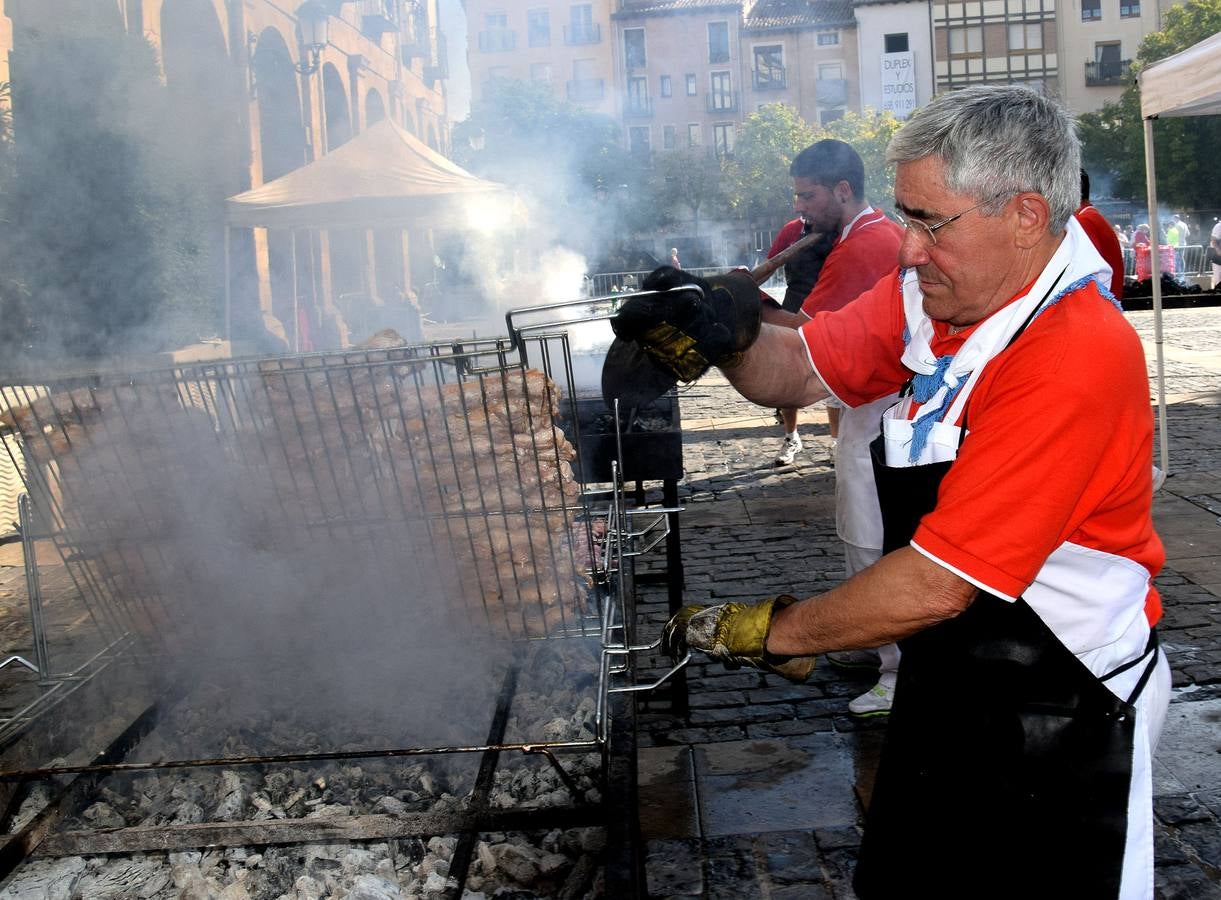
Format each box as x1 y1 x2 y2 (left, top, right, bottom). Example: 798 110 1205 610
848 682 895 717
774 435 803 466
1152 465 1166 493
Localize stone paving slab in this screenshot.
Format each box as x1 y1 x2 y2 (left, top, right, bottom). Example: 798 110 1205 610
695 734 859 836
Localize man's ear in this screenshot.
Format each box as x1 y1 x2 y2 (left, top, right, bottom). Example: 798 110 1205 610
834 180 853 205
1013 192 1052 249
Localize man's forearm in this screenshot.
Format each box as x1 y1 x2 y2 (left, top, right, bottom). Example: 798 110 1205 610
760 306 810 329
721 323 829 409
766 547 978 655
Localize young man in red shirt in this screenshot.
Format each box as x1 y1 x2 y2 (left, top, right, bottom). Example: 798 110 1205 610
761 140 906 714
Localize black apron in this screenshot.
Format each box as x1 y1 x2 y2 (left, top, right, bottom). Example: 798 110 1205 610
853 393 1159 899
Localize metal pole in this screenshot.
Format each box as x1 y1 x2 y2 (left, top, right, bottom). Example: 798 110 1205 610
291 231 301 353
1142 116 1170 478
224 225 232 347
18 494 49 682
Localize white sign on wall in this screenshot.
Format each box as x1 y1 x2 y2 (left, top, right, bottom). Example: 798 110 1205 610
881 51 917 118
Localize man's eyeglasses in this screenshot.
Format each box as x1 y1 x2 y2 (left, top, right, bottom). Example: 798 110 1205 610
896 194 1012 247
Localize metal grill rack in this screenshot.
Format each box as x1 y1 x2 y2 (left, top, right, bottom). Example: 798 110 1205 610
0 329 685 894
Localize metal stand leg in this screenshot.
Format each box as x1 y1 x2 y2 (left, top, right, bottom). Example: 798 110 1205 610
18 495 50 683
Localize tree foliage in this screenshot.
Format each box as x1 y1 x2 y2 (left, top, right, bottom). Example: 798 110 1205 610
819 110 904 215
724 103 815 223
1078 0 1221 209
724 106 903 228
646 149 729 234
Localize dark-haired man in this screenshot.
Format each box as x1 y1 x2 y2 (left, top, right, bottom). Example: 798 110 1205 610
764 139 905 713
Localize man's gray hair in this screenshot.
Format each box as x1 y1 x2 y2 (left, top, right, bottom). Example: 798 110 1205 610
886 84 1080 232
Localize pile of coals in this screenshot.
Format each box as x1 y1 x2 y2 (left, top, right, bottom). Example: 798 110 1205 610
0 641 608 899
589 410 672 435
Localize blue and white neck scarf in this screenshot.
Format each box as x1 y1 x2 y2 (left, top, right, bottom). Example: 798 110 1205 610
896 217 1118 463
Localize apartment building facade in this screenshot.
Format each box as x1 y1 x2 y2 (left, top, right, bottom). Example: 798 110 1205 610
930 0 1060 96
463 0 619 117
1057 0 1169 114
854 0 935 117
465 0 864 157
4 0 451 353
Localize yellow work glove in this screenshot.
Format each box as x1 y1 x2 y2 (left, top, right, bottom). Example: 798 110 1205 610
661 595 815 683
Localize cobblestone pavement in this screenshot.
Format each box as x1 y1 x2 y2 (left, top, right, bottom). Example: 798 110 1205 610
633 306 1221 899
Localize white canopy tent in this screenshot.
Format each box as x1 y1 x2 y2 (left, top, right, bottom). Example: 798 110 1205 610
223 119 512 347
1138 29 1221 477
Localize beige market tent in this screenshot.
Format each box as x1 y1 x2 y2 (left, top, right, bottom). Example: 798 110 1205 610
1138 29 1221 477
226 118 509 229
224 119 512 344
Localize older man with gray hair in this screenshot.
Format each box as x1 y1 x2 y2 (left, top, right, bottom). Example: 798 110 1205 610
612 84 1170 898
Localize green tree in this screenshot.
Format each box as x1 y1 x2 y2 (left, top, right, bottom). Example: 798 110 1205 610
1078 0 1221 209
724 103 815 224
645 149 729 238
817 109 904 215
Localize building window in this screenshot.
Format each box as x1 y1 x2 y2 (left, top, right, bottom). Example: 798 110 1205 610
1092 42 1125 81
885 33 909 53
1082 0 1101 19
688 123 701 147
713 123 734 157
753 45 784 90
624 28 646 68
819 109 844 126
709 71 733 110
947 25 983 55
817 31 839 46
527 8 550 47
1008 22 1042 51
530 62 552 82
568 4 596 43
1120 0 1140 16
569 58 602 101
480 13 515 52
686 73 697 95
627 76 650 114
663 124 676 150
660 74 672 97
629 126 650 157
708 22 730 63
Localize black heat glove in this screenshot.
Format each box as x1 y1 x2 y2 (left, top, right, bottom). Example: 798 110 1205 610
611 267 761 383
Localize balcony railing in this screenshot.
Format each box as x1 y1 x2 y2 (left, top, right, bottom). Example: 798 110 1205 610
753 69 787 90
360 0 400 35
567 78 605 102
815 78 848 107
564 23 601 44
478 29 516 52
1085 58 1132 86
424 29 448 84
706 91 738 113
624 95 653 117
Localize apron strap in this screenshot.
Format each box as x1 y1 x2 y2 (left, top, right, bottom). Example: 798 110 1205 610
1099 627 1160 706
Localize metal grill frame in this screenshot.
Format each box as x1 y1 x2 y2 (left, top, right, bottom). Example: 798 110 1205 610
0 332 651 768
